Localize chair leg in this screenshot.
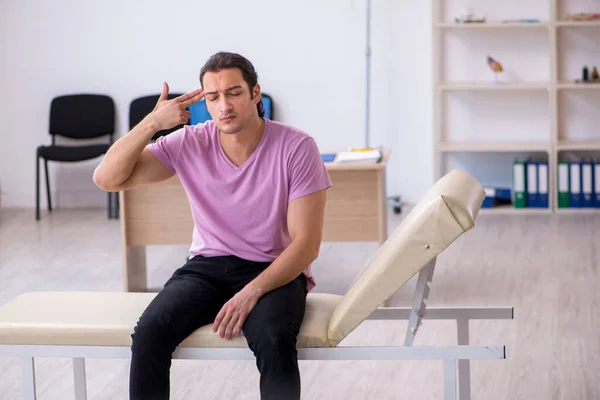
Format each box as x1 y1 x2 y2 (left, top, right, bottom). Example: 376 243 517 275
107 192 112 219
44 160 52 212
35 156 40 220
115 192 120 219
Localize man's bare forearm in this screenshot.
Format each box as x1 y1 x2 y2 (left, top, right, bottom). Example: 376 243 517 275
93 117 158 190
244 238 319 299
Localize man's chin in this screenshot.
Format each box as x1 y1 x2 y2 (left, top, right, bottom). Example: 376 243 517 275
220 125 242 135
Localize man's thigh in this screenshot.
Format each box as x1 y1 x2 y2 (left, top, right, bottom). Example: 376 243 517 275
242 274 308 344
133 257 230 344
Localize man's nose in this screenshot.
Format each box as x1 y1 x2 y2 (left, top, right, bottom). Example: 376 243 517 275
219 97 233 113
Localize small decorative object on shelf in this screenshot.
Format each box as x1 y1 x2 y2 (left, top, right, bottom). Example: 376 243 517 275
487 55 504 83
454 8 486 23
564 12 600 21
576 65 600 84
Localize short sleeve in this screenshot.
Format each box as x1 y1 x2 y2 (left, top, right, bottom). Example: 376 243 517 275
146 128 185 174
288 137 333 202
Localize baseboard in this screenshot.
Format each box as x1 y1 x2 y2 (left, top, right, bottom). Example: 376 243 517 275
2 190 110 209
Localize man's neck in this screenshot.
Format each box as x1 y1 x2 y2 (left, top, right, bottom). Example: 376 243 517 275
219 117 265 167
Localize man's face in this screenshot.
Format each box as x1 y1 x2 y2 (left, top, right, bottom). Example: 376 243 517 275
202 68 260 135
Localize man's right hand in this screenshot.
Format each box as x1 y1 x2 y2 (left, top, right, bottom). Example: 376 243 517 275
146 82 205 131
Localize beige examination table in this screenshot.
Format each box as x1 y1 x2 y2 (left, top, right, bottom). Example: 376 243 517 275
0 169 513 400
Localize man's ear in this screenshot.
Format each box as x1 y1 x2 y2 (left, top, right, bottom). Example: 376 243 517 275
253 84 261 104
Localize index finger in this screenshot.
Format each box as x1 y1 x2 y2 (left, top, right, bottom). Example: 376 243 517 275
177 88 204 104
181 90 206 107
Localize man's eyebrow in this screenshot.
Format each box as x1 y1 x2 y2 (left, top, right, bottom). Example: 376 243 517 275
205 85 243 95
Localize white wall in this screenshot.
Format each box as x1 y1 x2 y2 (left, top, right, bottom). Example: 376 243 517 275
0 0 433 209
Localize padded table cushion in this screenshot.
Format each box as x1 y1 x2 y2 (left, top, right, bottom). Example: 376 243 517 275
0 291 343 348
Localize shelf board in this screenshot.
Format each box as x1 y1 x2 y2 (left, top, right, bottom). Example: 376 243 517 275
557 140 600 151
556 20 600 27
557 81 600 90
555 207 600 214
479 205 551 215
437 142 550 153
436 21 550 29
437 82 550 91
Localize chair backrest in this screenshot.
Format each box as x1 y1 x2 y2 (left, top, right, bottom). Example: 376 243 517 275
49 94 115 140
261 94 273 120
188 93 273 125
188 99 211 125
129 93 187 142
326 169 485 346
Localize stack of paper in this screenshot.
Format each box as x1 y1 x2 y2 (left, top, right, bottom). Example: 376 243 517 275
335 149 382 164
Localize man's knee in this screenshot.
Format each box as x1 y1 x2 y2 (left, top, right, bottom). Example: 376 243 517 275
131 314 176 355
247 324 298 357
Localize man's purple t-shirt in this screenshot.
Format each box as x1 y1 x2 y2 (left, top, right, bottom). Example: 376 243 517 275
146 118 332 292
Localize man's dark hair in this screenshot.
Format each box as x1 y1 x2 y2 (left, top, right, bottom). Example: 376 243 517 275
199 52 265 118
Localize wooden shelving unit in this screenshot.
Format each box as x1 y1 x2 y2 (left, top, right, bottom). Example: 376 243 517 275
557 81 600 90
557 140 600 151
435 21 552 29
437 82 551 91
433 0 600 214
479 205 553 214
437 142 551 153
556 20 600 27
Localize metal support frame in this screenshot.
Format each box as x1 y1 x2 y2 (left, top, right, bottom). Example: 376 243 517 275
405 257 437 346
2 303 512 400
457 318 472 400
8 344 505 400
73 358 87 400
399 255 497 400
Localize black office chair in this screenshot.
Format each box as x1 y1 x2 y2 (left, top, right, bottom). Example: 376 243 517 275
129 93 188 142
36 94 116 220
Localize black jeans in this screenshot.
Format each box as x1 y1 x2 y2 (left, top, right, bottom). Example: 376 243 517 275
129 255 308 400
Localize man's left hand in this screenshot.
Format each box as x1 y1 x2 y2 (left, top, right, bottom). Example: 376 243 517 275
213 286 261 340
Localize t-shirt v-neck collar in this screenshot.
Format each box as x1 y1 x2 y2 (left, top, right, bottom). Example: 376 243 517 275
218 119 269 171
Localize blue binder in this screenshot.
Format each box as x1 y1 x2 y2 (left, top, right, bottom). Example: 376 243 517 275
482 188 495 208
494 188 512 201
526 162 539 207
582 162 594 208
321 153 336 162
481 186 512 208
537 162 549 208
592 162 600 208
569 162 582 208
